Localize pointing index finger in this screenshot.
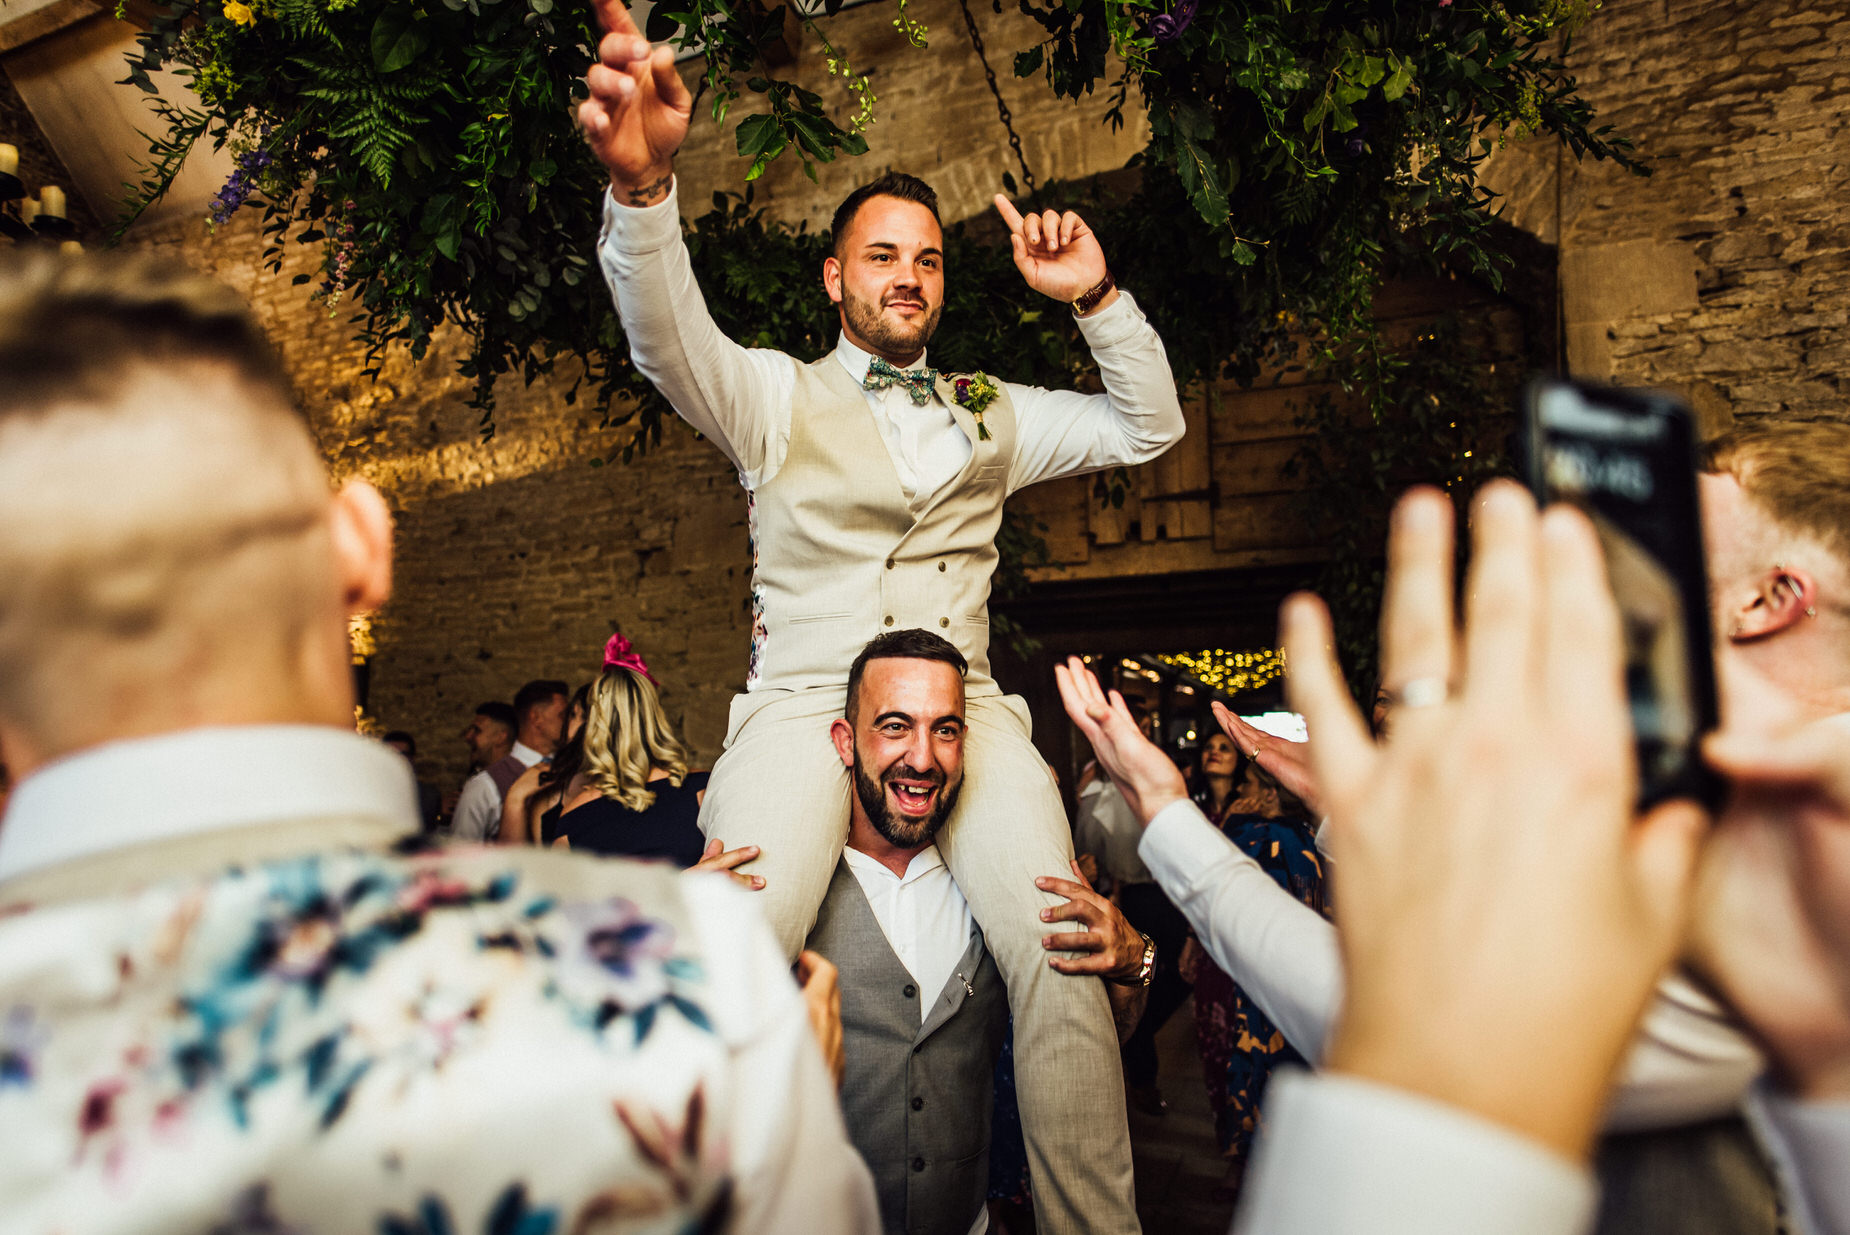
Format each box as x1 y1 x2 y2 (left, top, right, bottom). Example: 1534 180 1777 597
593 0 641 37
992 194 1025 234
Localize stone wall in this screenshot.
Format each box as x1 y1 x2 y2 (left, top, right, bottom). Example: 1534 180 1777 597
1483 0 1850 427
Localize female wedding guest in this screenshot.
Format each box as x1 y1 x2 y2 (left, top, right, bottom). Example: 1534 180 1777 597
1181 733 1325 1204
499 684 588 845
550 635 710 866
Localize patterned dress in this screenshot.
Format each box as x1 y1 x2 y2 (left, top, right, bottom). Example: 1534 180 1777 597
1188 808 1326 1191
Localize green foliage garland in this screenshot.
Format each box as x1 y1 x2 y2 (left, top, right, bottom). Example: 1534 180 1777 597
115 0 1641 674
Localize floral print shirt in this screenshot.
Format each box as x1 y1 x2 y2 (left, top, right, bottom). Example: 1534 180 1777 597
0 731 875 1235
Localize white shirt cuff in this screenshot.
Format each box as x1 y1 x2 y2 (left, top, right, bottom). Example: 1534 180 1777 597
1236 1070 1597 1235
1072 287 1149 350
1137 796 1231 889
1747 1081 1850 1235
599 180 684 255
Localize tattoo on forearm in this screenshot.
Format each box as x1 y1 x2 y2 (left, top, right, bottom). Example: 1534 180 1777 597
627 172 672 205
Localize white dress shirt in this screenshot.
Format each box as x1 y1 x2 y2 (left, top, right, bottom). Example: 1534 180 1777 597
1238 1070 1850 1235
842 843 975 1024
1136 798 1765 1129
0 724 421 881
449 740 546 843
0 724 880 1235
1235 1070 1597 1235
596 183 1185 500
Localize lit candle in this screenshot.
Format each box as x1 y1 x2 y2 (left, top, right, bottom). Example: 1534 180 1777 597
60 240 84 256
0 144 16 176
19 197 38 225
38 186 65 219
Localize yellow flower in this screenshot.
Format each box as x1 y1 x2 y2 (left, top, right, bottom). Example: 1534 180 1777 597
223 1 255 25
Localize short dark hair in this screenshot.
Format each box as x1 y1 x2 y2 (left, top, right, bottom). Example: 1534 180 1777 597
830 172 941 258
845 629 968 724
475 701 517 733
513 679 569 725
382 729 416 754
0 250 294 420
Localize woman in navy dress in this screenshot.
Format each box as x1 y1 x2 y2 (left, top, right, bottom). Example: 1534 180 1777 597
545 635 709 867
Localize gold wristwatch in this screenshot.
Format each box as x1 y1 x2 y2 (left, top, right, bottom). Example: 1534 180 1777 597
1128 932 1156 987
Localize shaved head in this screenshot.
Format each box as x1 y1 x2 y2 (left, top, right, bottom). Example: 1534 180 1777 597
0 253 388 767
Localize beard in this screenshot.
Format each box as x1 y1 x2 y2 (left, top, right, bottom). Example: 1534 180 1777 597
841 283 942 359
852 746 962 849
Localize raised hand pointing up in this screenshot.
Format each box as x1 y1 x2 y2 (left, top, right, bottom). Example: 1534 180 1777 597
992 195 1117 314
579 0 692 207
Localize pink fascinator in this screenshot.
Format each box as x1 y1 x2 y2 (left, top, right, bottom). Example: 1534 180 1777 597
602 633 657 684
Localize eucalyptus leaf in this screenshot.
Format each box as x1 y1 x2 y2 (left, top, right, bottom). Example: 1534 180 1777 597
370 8 428 74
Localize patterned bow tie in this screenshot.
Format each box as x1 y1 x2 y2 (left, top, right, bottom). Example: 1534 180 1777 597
862 356 940 406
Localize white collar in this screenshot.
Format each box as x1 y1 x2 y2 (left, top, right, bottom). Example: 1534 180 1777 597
843 841 948 885
509 741 546 767
833 333 932 385
0 725 420 883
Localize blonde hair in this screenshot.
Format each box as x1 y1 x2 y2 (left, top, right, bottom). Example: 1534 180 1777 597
1704 421 1850 567
582 666 691 812
0 251 330 753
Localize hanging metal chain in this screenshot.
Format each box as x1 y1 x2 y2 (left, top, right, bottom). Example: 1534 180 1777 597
957 0 1037 197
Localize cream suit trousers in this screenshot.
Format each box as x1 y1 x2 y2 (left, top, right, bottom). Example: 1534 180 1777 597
700 684 1140 1235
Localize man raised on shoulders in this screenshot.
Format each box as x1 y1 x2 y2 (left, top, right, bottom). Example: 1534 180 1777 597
579 5 1183 1229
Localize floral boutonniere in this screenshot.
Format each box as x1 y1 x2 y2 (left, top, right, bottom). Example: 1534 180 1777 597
951 372 1000 441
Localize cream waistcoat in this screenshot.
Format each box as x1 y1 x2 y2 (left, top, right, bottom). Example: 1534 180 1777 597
746 357 1015 693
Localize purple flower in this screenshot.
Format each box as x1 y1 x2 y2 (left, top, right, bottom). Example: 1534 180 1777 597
1150 0 1197 44
207 145 274 225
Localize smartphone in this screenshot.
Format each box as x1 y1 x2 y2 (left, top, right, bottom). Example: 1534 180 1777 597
1520 378 1724 810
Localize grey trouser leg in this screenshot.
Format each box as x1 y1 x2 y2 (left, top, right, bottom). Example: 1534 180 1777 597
700 688 1140 1235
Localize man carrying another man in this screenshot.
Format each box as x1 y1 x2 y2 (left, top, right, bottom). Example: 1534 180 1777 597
810 629 1153 1234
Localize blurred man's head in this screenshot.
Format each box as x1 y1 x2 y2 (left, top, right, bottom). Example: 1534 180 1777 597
1701 423 1850 727
513 679 569 755
462 702 515 766
0 253 393 779
833 629 967 852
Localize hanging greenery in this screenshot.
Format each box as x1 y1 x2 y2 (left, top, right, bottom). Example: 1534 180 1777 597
117 0 1632 424
113 0 1638 673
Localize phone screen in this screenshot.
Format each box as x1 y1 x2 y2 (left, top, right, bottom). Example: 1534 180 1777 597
1522 379 1723 810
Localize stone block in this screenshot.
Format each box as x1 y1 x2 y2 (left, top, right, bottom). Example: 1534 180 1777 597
1561 239 1701 325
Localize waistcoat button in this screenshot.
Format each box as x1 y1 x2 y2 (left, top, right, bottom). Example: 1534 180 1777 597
938 561 946 572
903 983 917 998
911 1096 924 1111
911 1157 926 1172
884 616 895 627
886 558 896 570
939 617 950 628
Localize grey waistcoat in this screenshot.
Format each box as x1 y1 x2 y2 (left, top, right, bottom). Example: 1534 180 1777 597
806 859 1009 1235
